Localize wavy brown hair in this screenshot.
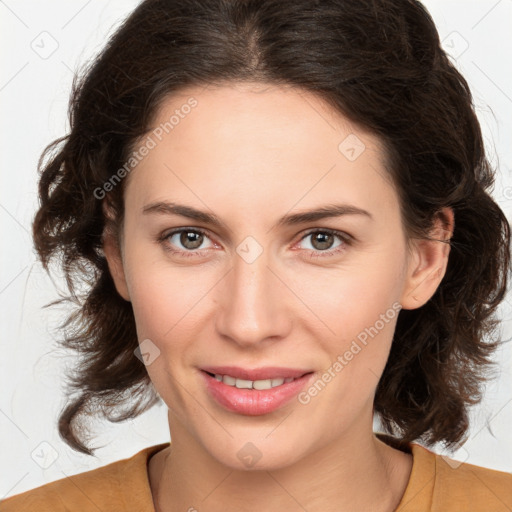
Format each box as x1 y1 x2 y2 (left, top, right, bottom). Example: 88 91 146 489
33 0 510 455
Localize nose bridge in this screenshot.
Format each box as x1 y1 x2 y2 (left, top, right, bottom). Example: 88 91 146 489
215 243 290 346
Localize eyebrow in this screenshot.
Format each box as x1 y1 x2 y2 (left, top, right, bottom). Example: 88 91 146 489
142 201 372 230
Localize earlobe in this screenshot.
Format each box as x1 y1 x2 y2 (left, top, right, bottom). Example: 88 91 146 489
102 202 131 302
400 207 454 310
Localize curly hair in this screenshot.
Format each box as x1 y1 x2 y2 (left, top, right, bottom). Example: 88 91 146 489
33 0 510 455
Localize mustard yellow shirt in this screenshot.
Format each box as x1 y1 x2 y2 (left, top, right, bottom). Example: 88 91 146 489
2 434 511 511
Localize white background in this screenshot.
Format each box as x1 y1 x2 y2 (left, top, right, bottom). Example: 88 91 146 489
1 0 511 498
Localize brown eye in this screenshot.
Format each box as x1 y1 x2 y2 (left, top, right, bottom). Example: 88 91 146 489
297 229 351 258
162 228 214 255
309 232 336 251
177 230 204 250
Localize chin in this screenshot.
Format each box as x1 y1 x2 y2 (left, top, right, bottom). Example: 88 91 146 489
204 435 308 472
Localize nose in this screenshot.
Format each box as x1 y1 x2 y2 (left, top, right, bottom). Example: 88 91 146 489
214 247 292 348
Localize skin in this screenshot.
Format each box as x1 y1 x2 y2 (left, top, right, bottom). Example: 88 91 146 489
103 82 454 512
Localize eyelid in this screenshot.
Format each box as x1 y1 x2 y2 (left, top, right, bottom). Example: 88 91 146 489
297 227 353 244
292 227 353 258
158 226 217 251
158 226 353 258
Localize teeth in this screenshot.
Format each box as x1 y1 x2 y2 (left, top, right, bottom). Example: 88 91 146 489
214 374 297 389
223 375 236 386
235 378 253 389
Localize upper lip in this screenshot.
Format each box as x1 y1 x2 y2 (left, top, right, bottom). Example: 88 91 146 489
201 366 313 381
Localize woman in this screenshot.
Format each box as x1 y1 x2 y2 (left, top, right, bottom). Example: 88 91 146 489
2 0 511 510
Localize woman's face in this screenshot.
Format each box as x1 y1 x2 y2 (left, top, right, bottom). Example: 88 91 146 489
105 82 445 470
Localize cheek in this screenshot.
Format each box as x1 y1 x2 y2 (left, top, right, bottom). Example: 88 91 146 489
124 246 214 343
124 258 201 409
121 241 172 335
294 253 404 395
290 258 404 340
129 273 192 340
124 227 406 349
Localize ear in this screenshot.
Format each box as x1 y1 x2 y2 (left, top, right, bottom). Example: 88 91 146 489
399 207 454 310
102 200 131 302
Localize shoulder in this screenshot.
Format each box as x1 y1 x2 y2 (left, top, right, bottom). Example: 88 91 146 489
433 448 512 509
409 442 512 511
0 443 169 512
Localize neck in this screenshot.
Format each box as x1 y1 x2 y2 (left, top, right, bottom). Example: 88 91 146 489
149 415 412 512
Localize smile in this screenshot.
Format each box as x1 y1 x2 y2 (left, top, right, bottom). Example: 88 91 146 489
200 367 315 415
206 372 297 390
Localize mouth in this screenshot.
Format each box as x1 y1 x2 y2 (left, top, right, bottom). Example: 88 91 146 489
199 366 315 415
200 365 313 382
202 370 310 390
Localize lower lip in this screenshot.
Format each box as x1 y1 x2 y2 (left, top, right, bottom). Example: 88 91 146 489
200 370 315 415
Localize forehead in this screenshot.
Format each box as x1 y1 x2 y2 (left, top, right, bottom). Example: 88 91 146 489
124 82 398 224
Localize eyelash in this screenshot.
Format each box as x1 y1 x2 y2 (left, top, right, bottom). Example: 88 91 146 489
157 227 353 259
